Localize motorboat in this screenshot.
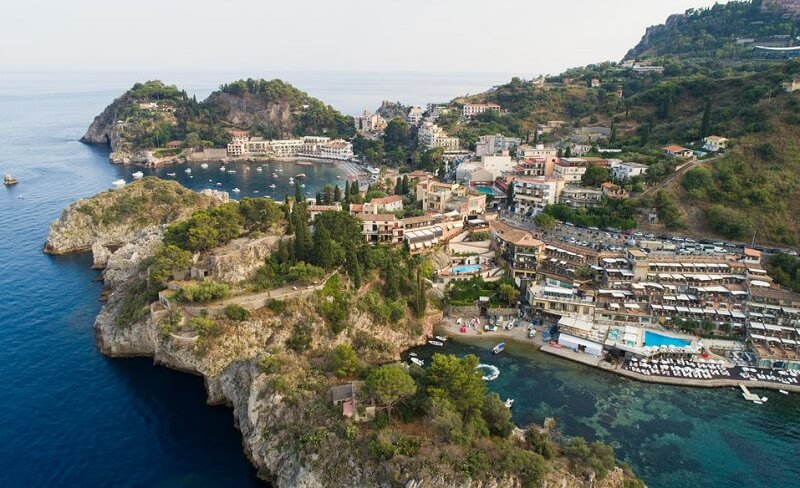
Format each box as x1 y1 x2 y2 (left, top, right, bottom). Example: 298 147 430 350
476 364 499 381
220 166 226 172
227 170 236 174
409 352 418 357
253 190 260 194
504 398 514 408
428 340 444 346
434 336 448 342
166 172 176 177
111 179 126 189
295 173 306 179
300 183 306 188
131 171 144 180
272 173 278 178
184 168 191 174
256 167 263 171
780 389 789 395
216 182 222 187
269 184 276 189
492 343 505 354
232 187 241 193
200 163 209 169
528 329 537 338
410 357 424 367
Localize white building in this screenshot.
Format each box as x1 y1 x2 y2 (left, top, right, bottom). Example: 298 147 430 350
462 103 501 118
354 111 387 134
418 122 460 150
517 144 558 159
512 177 564 216
702 135 728 152
475 134 521 157
611 162 649 181
407 107 424 125
227 135 353 160
553 158 589 184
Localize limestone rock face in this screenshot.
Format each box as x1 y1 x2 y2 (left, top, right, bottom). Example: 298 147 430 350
200 235 284 284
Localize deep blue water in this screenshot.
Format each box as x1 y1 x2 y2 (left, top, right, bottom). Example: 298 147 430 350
1 72 799 487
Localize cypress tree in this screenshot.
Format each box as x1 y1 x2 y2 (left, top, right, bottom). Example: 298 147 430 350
700 99 712 138
334 185 342 202
294 183 303 204
395 177 403 195
316 192 323 205
324 185 334 205
401 175 409 195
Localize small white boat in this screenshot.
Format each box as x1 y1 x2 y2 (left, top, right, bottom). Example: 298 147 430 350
300 183 306 188
428 340 444 347
200 163 209 169
295 173 306 179
409 352 418 357
131 171 144 180
434 336 448 342
410 357 424 367
256 167 263 172
3 175 18 186
254 190 260 194
184 168 191 174
227 170 236 174
232 187 241 193
269 184 276 189
336 175 342 179
780 389 789 395
220 166 226 172
492 343 506 354
166 172 176 177
753 400 763 405
272 173 278 178
278 168 284 172
111 179 126 188
216 182 222 187
504 398 514 408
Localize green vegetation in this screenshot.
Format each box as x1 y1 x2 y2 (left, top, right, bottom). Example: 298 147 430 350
148 244 191 291
224 304 250 321
286 321 313 353
330 344 359 378
188 316 221 338
543 200 637 230
444 276 516 307
767 252 800 292
365 363 417 420
174 282 231 303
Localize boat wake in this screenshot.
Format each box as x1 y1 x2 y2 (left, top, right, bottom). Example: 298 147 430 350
476 364 500 381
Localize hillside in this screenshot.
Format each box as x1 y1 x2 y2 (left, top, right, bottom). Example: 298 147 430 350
81 79 354 165
626 1 798 61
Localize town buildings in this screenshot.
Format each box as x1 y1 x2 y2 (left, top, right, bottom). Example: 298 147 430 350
475 134 521 157
462 103 502 118
511 177 564 216
407 107 424 125
662 145 694 159
353 111 387 135
416 180 487 215
418 122 460 151
611 161 649 181
226 134 354 160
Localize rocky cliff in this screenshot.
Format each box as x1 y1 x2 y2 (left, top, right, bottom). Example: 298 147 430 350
44 178 218 264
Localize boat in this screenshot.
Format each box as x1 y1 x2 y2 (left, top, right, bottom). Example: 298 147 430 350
409 352 418 357
232 188 241 193
272 173 278 178
111 179 126 189
434 335 448 342
220 166 226 172
336 175 342 179
166 172 176 177
184 168 191 174
216 182 222 187
428 340 444 347
131 171 144 180
4 175 19 186
528 329 537 338
504 398 514 408
300 183 306 188
253 190 260 194
269 184 277 189
753 400 763 405
410 357 424 367
295 173 306 179
200 163 209 169
780 389 789 395
227 170 236 174
492 343 505 354
256 167 263 172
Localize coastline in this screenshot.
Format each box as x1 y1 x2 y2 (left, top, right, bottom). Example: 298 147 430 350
437 319 800 394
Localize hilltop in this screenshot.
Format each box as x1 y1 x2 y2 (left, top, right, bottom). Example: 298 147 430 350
81 79 354 166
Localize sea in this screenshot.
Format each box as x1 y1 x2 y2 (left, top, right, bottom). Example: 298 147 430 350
0 71 798 487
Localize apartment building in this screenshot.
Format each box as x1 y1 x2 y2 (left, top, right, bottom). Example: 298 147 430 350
462 103 502 118
418 122 460 150
553 158 590 183
417 180 486 215
475 134 521 157
512 177 564 216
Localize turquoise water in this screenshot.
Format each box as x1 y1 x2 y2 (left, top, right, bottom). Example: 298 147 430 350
645 331 691 347
408 339 800 488
475 186 495 195
451 264 481 274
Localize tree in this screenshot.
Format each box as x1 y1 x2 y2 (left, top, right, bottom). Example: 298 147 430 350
330 344 359 378
312 225 336 270
383 118 410 152
498 284 519 306
334 185 342 202
581 165 609 187
323 185 334 205
482 393 513 437
238 197 282 233
700 98 713 138
425 354 486 421
366 363 417 420
401 175 410 195
343 180 351 202
533 212 556 229
148 244 192 291
345 244 362 289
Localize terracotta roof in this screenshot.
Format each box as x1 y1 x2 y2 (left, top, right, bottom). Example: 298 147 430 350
349 204 363 212
663 144 690 153
370 195 403 205
744 247 762 258
356 213 397 222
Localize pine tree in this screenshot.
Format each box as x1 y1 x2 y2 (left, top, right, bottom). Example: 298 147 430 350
315 192 322 205
294 183 303 204
346 245 361 290
700 99 712 138
312 225 335 270
350 181 359 195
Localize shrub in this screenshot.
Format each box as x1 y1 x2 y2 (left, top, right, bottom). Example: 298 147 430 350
175 282 230 303
266 299 287 313
330 344 359 378
286 322 313 352
224 304 250 321
188 316 221 337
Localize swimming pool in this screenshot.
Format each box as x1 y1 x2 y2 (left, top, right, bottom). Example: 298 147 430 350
451 264 481 274
475 186 495 196
644 331 691 347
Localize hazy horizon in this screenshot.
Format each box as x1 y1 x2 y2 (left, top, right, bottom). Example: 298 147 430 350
3 0 726 76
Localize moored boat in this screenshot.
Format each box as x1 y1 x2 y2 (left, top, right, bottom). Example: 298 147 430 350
232 187 241 193
295 173 306 179
428 340 444 346
111 179 126 189
131 171 144 180
492 343 505 354
166 172 176 177
504 398 514 408
434 335 448 342
200 163 209 169
184 168 191 174
410 357 424 367
269 184 276 189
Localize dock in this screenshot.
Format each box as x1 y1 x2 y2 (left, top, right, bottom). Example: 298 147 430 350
739 384 764 402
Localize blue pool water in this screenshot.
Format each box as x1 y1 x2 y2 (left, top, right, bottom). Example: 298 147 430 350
475 186 495 195
451 264 481 274
644 331 691 347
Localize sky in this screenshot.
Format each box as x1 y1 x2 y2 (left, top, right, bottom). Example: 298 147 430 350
2 0 726 76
